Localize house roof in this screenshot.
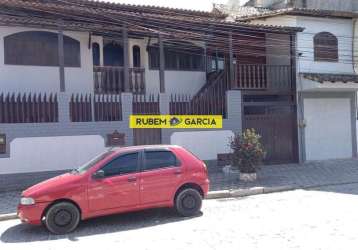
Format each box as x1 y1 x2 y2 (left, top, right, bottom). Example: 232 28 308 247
302 73 358 83
213 4 272 21
0 0 303 37
213 5 358 21
70 0 225 18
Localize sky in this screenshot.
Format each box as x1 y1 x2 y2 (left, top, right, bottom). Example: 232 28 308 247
106 0 249 11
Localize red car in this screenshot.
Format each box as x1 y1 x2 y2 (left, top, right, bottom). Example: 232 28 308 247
18 145 209 234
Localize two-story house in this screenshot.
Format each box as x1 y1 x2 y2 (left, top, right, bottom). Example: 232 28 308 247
0 0 302 190
215 0 358 162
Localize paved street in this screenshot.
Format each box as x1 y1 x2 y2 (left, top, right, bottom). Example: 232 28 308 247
1 183 358 250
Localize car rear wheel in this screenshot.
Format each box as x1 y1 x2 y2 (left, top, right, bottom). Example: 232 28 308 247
175 188 202 217
44 202 80 234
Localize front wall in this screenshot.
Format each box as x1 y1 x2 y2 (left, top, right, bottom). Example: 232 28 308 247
0 26 207 95
146 70 206 94
297 16 354 75
252 15 354 75
0 135 107 174
0 26 94 93
170 130 234 161
304 97 353 160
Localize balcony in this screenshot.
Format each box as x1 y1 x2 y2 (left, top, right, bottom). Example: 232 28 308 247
233 64 293 92
93 66 145 94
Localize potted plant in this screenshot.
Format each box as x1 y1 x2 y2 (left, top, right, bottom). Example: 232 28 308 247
230 129 266 181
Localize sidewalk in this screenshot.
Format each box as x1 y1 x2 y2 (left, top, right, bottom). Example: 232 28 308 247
0 159 358 219
209 158 358 192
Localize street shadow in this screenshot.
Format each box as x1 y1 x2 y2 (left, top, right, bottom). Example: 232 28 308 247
1 208 202 243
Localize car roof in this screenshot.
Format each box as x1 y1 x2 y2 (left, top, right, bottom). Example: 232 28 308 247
110 145 183 154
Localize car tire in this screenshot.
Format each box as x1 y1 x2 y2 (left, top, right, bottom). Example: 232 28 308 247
175 188 202 217
44 202 80 234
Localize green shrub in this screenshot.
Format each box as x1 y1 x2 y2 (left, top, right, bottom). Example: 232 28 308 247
230 129 266 173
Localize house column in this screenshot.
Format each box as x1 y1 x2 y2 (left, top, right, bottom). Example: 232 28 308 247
228 32 234 89
215 49 219 72
204 42 208 73
159 33 165 93
58 23 65 92
224 90 242 133
123 26 130 92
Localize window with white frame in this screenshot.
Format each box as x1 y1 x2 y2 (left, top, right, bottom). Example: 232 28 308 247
313 32 338 62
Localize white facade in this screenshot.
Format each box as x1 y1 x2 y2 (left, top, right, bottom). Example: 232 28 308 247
251 14 358 161
0 135 107 174
252 15 355 75
0 26 207 95
0 26 94 93
170 130 234 161
297 16 354 75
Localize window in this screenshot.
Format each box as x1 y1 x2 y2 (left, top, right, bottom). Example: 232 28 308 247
101 152 139 177
148 41 204 71
144 150 179 171
210 52 225 72
133 45 141 67
92 42 100 66
4 31 81 67
103 42 123 66
314 32 338 62
76 150 114 174
0 134 6 154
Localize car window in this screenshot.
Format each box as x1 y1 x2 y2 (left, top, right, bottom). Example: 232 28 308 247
101 152 139 177
144 151 179 171
76 150 114 174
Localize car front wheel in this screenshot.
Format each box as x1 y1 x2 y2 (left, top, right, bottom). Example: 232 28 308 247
44 202 80 234
175 188 202 217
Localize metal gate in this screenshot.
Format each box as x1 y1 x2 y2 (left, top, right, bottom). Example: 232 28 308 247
132 94 162 145
243 94 298 164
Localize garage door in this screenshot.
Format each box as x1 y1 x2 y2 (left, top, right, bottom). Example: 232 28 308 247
304 98 352 161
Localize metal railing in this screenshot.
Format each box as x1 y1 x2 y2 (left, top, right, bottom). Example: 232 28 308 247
170 72 227 117
70 94 122 122
94 66 145 94
235 64 292 91
0 93 58 123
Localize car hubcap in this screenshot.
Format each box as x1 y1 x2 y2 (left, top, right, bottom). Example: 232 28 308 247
182 195 196 210
54 209 72 227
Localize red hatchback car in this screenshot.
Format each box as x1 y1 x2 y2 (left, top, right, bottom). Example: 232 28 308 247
18 145 209 234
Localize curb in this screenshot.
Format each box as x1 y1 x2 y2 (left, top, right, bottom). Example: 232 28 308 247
206 185 296 199
206 181 358 200
0 213 18 222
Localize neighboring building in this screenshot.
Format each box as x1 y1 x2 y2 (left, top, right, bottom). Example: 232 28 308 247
0 0 301 188
214 0 358 161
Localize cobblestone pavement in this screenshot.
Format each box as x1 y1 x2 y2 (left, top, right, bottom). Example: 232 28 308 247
0 192 21 215
1 159 358 215
1 183 358 250
209 158 358 191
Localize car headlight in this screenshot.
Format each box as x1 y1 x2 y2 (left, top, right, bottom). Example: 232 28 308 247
20 197 35 205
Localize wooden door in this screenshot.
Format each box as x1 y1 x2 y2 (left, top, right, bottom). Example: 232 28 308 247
243 104 298 164
132 94 162 146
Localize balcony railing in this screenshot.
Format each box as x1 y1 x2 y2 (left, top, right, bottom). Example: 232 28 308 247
94 66 145 94
233 64 293 91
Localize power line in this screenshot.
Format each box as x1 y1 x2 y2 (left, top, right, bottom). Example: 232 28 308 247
4 0 358 67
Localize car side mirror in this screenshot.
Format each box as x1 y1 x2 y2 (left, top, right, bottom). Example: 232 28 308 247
92 170 105 179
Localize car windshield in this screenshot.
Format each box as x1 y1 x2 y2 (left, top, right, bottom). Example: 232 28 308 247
73 150 114 174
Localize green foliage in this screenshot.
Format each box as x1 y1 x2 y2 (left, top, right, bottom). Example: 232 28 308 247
230 129 266 173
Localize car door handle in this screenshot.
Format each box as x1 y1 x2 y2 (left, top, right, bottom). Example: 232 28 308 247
174 169 182 175
127 176 137 182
